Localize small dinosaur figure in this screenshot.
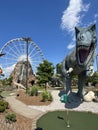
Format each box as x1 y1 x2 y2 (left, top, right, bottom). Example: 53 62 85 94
62 24 97 99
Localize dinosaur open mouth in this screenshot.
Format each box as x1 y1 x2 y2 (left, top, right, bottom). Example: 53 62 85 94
78 43 94 64
79 49 88 63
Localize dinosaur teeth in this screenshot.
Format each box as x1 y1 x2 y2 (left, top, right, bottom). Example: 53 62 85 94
78 45 89 50
77 42 95 66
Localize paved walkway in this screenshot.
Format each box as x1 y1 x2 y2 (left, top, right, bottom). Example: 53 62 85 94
5 90 98 129
28 90 98 113
5 96 44 119
5 96 45 130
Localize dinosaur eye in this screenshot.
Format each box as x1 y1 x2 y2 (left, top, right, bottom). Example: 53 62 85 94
80 34 84 40
77 34 84 41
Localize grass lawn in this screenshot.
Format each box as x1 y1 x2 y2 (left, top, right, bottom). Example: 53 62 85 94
37 111 98 130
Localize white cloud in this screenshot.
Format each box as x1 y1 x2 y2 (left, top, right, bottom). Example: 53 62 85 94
82 3 90 12
67 42 75 49
94 13 98 19
3 64 15 78
61 0 90 49
61 0 90 33
93 14 98 24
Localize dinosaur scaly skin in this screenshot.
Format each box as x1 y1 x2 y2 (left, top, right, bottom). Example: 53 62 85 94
62 24 97 98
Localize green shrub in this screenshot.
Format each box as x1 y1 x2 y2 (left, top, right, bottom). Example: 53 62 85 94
0 100 9 112
41 91 53 102
0 100 9 108
41 91 48 102
0 100 4 106
0 105 5 112
48 92 53 101
30 86 38 96
4 101 9 109
5 113 16 123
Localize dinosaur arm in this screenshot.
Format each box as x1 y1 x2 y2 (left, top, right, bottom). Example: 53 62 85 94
62 49 76 77
66 67 73 73
87 65 94 76
62 59 74 78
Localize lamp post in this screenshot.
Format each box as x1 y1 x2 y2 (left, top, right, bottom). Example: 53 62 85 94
23 37 32 93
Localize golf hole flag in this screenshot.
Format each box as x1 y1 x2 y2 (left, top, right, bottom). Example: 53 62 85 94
60 94 68 103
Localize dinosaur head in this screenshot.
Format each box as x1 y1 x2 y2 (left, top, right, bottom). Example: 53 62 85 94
75 24 97 67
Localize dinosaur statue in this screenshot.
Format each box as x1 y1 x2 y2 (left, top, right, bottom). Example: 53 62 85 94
62 24 97 99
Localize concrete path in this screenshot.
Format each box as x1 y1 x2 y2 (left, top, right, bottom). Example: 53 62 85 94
5 96 45 130
29 90 98 113
5 96 44 120
5 90 98 117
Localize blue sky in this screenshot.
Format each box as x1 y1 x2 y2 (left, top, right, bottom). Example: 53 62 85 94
0 0 98 75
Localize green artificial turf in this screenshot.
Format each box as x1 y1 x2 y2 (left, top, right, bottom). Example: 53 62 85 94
37 111 98 130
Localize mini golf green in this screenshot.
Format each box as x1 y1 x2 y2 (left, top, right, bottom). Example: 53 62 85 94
36 111 98 130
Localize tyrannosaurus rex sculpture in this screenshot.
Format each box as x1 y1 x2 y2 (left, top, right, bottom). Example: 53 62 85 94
62 24 97 99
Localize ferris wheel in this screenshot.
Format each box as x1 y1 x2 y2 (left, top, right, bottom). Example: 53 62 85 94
0 37 45 78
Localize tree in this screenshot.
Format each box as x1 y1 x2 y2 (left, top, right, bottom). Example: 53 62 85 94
1 76 13 86
56 63 62 75
56 63 63 82
85 71 98 86
91 71 98 86
36 60 55 90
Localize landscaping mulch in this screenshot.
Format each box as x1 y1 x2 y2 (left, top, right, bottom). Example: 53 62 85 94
0 106 32 130
16 90 51 106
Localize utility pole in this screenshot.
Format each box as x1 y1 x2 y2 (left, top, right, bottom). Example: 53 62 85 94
23 37 32 93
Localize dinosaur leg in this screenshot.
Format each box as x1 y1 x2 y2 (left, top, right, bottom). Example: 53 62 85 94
64 76 79 103
77 71 86 98
63 76 72 95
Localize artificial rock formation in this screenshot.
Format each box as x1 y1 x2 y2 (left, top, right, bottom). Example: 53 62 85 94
83 91 95 102
10 61 36 87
